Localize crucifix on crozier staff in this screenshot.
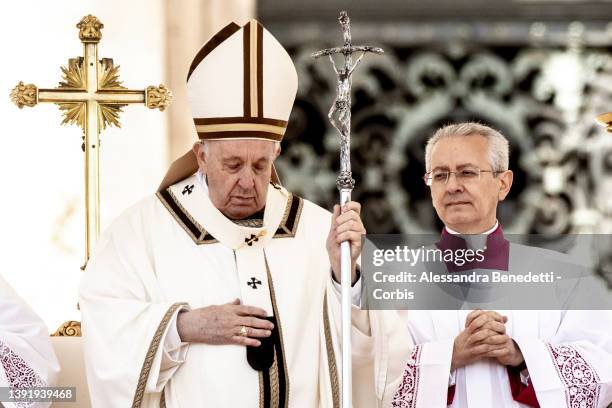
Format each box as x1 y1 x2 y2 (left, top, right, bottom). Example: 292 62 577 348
313 11 383 190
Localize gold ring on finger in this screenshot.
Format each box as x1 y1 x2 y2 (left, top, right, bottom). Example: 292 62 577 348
239 325 249 337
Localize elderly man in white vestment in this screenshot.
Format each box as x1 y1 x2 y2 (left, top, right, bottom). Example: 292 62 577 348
391 122 612 408
0 274 59 408
79 19 411 408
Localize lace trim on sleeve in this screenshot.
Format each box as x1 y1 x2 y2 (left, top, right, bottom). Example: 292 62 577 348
392 345 422 408
548 344 601 408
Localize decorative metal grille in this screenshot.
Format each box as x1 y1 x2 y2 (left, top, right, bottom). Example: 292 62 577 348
268 20 612 287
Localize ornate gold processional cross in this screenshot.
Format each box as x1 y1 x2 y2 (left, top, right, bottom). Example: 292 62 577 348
10 15 172 268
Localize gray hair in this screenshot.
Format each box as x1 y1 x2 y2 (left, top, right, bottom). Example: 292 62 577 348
424 122 509 172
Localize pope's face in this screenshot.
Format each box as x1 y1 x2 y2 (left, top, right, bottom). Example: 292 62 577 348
194 140 279 219
428 134 513 233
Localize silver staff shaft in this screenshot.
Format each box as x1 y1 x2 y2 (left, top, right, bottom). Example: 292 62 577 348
339 188 352 408
312 10 383 407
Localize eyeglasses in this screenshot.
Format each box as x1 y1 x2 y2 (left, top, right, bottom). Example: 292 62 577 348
423 166 500 186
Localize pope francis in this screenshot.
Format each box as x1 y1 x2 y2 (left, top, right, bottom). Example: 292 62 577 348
79 19 410 408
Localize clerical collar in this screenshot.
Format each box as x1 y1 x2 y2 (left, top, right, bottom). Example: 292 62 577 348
196 170 264 227
437 220 509 272
445 220 499 236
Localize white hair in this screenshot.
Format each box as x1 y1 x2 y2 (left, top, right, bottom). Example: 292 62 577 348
424 122 509 172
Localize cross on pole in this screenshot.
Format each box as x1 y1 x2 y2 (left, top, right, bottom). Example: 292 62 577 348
312 11 383 194
10 15 172 268
312 11 383 408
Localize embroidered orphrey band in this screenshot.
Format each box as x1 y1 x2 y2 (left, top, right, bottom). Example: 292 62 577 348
131 302 187 408
160 389 166 408
156 189 216 244
322 294 340 408
274 194 304 238
157 187 304 246
257 252 290 408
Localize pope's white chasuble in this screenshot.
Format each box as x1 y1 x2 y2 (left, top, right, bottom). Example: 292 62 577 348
79 175 411 408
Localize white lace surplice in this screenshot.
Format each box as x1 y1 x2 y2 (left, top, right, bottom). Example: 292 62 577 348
0 275 60 408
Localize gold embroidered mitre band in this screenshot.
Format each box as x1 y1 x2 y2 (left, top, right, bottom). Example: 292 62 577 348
158 19 297 190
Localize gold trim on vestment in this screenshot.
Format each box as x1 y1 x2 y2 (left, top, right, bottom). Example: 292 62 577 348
274 194 304 238
259 372 265 408
323 294 340 408
264 253 290 407
279 194 294 229
165 188 207 240
270 350 281 407
160 389 166 408
258 349 282 408
156 187 304 246
131 302 187 408
155 189 216 244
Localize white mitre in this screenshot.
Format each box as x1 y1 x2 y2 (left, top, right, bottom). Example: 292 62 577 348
159 20 298 190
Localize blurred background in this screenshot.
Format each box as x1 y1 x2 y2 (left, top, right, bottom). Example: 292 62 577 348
1 0 611 330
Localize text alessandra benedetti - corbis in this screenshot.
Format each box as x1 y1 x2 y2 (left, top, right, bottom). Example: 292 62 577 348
372 271 558 283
